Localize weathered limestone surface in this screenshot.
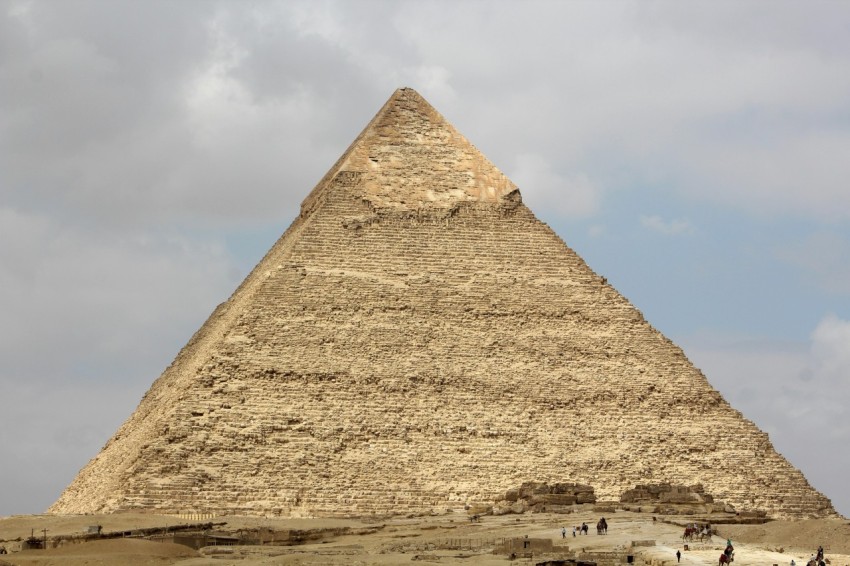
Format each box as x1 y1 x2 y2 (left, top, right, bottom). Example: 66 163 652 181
50 88 836 519
620 483 715 505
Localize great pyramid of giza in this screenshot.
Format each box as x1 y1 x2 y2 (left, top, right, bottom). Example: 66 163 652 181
51 88 836 519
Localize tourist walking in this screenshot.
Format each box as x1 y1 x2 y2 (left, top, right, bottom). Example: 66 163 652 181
676 550 681 563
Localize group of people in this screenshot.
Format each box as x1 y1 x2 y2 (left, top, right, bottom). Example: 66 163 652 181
684 522 713 538
561 521 592 537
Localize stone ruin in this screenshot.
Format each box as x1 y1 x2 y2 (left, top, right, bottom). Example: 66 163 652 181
469 481 597 516
505 481 597 507
620 483 714 505
50 88 838 520
619 483 733 514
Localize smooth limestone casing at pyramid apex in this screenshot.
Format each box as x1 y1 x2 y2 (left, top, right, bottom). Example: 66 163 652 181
50 88 837 519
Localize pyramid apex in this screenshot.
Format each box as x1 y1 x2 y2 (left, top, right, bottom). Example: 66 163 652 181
382 87 430 111
392 86 423 96
300 87 520 216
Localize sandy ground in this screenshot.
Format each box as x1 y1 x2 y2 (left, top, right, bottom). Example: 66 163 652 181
0 511 847 566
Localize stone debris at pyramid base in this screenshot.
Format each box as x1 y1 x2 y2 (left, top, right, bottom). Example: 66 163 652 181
49 88 837 520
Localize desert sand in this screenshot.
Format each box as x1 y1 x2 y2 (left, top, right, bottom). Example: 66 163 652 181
1 509 847 566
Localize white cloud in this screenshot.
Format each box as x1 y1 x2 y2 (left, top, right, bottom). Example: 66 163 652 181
640 215 695 236
0 2 356 228
510 153 600 218
588 224 607 238
808 314 850 394
0 207 235 379
775 231 850 295
680 130 850 221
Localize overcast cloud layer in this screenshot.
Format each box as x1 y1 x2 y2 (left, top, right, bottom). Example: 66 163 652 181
1 0 849 517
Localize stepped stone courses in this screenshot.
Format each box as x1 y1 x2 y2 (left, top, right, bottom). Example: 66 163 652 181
51 88 836 519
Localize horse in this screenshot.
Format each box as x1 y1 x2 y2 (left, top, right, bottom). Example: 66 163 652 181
581 523 589 535
700 528 713 542
683 526 697 541
597 517 608 534
719 553 734 565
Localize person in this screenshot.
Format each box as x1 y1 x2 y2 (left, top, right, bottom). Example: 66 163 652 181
562 526 566 538
790 559 795 566
573 526 577 537
676 549 681 563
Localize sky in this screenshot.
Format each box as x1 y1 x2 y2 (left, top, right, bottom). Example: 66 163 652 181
1 0 849 517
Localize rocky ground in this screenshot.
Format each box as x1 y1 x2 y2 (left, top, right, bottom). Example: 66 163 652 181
0 509 847 566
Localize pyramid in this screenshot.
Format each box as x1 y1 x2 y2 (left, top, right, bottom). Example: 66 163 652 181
51 88 836 519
